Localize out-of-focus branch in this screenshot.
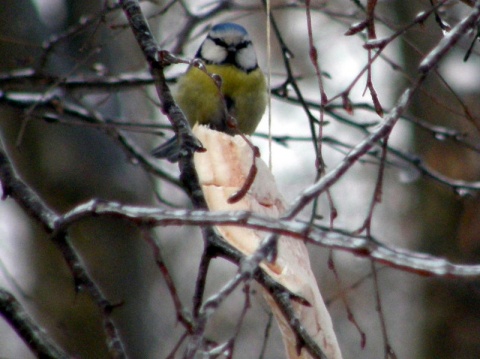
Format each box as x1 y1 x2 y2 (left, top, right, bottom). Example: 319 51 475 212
419 2 480 73
281 3 480 215
36 2 121 70
0 86 181 188
0 288 69 359
0 68 156 91
284 83 419 219
0 145 127 359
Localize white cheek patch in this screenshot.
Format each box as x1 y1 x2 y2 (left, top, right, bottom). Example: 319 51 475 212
236 43 257 71
200 38 227 63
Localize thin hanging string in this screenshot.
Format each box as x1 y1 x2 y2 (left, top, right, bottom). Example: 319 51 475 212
266 0 272 170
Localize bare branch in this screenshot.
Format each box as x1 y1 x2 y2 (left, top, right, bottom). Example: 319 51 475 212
0 145 127 359
35 198 480 278
0 288 69 359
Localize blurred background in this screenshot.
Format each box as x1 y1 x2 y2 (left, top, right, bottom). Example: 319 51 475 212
1 0 480 358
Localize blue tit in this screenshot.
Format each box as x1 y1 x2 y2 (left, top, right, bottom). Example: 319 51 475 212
152 23 267 162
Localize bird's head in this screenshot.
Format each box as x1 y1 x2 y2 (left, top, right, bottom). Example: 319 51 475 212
196 23 258 73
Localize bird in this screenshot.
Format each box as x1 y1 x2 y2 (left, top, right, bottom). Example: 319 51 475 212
151 23 267 162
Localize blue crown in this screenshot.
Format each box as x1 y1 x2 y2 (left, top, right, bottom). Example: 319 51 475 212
211 23 248 35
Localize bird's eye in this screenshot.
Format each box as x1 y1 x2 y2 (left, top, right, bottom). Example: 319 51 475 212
236 41 250 50
212 37 228 48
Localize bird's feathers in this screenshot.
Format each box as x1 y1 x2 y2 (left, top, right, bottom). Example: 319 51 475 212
176 63 267 134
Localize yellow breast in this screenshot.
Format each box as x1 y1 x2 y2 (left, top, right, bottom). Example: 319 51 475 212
175 64 267 134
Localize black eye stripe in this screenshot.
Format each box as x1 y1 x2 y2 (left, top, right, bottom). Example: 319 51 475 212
210 37 227 47
236 41 249 50
210 36 250 51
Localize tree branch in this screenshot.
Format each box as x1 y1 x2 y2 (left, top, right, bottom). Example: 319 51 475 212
0 288 69 359
0 145 127 359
